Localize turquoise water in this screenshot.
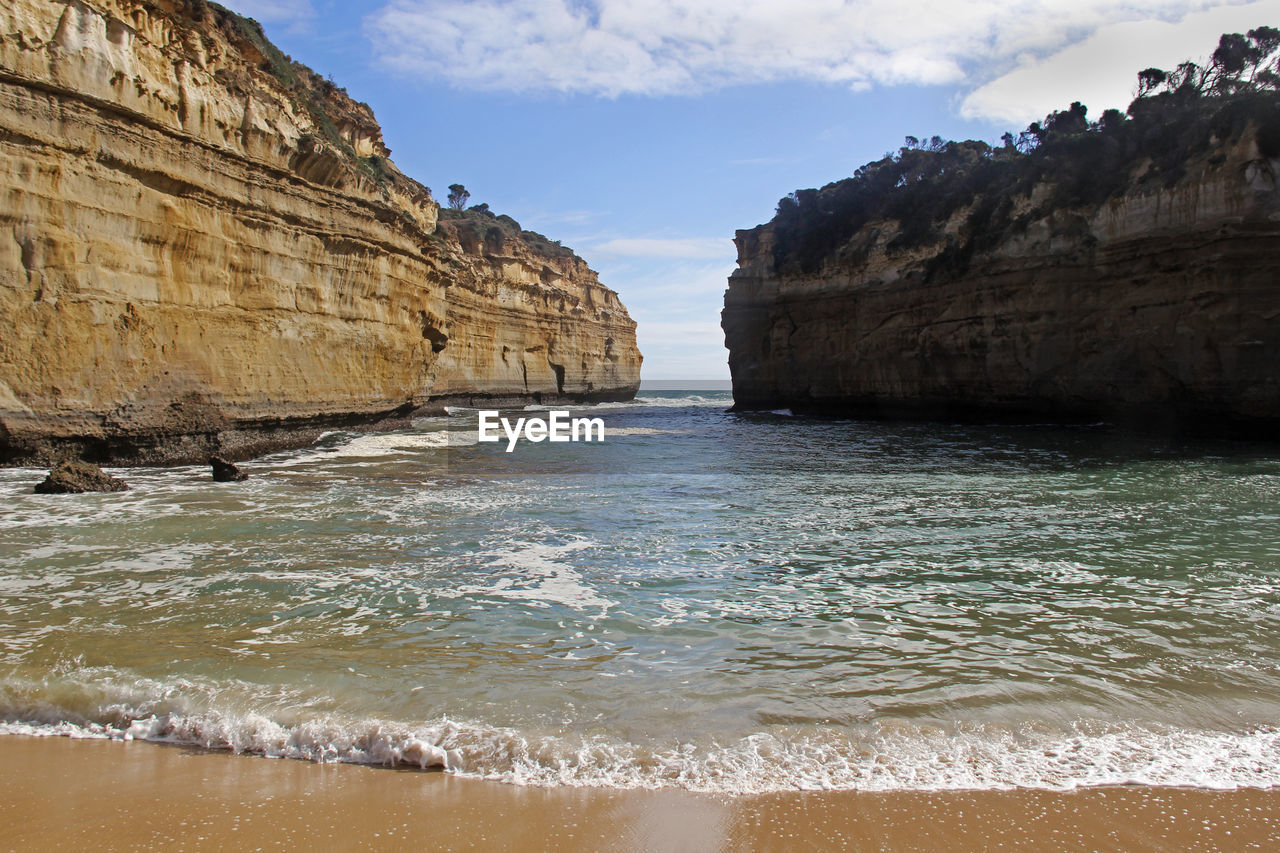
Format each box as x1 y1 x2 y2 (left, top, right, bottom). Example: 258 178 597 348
2 391 1280 792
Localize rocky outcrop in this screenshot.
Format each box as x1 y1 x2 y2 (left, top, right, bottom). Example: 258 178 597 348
723 122 1280 435
0 0 640 465
35 459 128 492
428 211 641 408
209 455 245 481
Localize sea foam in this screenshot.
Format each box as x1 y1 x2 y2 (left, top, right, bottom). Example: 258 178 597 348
4 683 1279 793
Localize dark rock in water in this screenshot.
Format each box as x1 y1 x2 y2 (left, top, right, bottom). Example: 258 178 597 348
210 456 248 482
34 461 129 494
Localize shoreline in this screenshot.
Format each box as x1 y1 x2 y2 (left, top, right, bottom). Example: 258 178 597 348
0 388 643 470
3 735 1277 851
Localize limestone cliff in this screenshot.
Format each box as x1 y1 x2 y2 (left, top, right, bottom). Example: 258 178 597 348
0 0 641 464
723 98 1280 435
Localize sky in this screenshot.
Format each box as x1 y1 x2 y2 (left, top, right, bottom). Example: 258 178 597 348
222 0 1280 379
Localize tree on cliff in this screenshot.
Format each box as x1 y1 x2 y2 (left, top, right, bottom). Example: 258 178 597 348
1132 26 1280 99
769 26 1280 277
447 184 470 210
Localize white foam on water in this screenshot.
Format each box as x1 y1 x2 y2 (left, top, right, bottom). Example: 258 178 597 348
3 665 1279 793
268 431 464 467
94 543 209 575
446 430 480 447
382 486 517 519
0 714 453 769
4 691 1280 793
0 474 237 529
13 543 111 561
441 538 617 614
594 395 730 410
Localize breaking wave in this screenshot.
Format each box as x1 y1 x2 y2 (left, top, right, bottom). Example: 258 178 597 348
3 672 1279 794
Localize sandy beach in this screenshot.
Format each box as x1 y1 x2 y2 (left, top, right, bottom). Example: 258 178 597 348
5 1 1280 851
1 735 1276 851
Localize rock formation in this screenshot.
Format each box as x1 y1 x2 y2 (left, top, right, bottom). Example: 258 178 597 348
0 0 641 465
723 95 1280 435
210 455 246 481
35 459 128 492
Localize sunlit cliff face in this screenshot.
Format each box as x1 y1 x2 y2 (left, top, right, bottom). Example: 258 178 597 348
0 0 640 464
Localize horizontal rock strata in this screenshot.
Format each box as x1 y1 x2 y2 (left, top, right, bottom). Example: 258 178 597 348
0 0 641 464
723 128 1280 435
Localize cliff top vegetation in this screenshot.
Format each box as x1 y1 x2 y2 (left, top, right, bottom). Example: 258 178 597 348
438 204 578 261
769 27 1280 277
174 2 576 262
179 3 386 164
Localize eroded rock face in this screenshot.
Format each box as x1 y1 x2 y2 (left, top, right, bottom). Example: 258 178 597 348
0 0 641 465
722 131 1280 434
35 460 128 493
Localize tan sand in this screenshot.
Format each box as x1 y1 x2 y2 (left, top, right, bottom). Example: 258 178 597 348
1 735 1277 851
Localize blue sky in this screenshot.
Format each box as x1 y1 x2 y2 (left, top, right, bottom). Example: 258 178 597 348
223 0 1280 378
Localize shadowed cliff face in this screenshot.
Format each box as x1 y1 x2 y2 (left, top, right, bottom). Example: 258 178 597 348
722 126 1280 435
0 0 641 464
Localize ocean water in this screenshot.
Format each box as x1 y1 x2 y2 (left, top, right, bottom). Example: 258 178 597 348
2 390 1280 793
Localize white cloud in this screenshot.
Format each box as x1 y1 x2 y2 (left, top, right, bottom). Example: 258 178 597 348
591 257 737 376
632 319 731 379
962 0 1280 124
593 259 737 306
534 209 604 226
589 237 733 259
636 319 727 345
364 0 1247 98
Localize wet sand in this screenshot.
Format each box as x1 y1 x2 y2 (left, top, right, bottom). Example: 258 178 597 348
2 735 1277 851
